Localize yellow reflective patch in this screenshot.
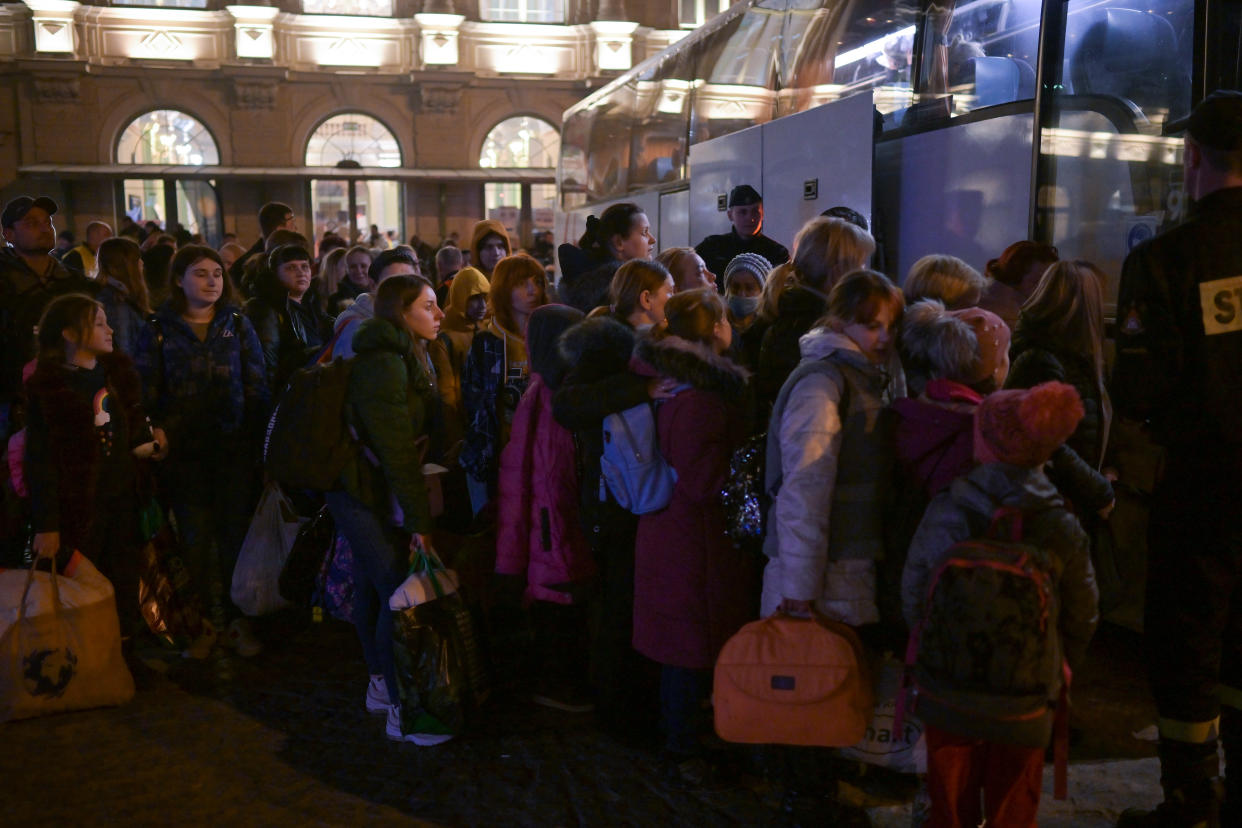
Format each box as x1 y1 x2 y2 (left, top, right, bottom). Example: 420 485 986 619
1158 716 1220 744
1199 275 1242 336
1217 684 1242 711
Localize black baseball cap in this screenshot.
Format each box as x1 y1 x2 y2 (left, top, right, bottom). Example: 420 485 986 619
1187 90 1242 151
728 185 762 208
2 195 58 229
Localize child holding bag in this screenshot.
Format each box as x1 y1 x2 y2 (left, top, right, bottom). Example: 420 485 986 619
24 293 167 641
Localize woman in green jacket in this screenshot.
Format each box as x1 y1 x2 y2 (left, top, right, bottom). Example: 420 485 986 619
326 274 447 744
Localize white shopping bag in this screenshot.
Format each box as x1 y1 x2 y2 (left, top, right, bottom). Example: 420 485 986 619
231 482 305 616
838 656 927 774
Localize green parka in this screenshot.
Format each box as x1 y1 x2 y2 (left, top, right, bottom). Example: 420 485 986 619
339 317 438 534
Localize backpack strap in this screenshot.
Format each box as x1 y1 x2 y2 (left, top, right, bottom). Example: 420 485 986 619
147 314 167 396
1053 660 1071 799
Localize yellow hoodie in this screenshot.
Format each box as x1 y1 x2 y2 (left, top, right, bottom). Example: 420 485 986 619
430 266 489 451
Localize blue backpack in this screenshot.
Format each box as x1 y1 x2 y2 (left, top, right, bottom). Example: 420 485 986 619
601 401 677 514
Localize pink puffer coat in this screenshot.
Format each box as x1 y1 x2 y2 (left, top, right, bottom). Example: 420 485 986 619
495 374 596 604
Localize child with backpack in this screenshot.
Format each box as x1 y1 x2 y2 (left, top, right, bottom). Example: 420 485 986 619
901 381 1099 827
494 304 596 712
631 288 754 775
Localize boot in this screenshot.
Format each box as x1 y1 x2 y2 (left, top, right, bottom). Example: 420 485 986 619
1118 738 1222 828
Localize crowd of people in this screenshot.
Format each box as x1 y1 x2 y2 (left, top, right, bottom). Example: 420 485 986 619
3 89 1242 828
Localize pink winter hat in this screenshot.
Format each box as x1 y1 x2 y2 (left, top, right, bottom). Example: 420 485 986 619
974 381 1084 467
948 306 1010 385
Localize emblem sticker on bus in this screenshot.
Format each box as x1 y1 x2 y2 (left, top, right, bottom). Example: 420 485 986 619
1200 275 1242 336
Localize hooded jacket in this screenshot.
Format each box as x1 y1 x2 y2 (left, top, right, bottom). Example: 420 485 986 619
893 378 982 498
338 317 439 535
330 292 375 361
495 305 594 604
761 328 906 624
434 266 490 380
902 461 1098 747
469 219 511 278
631 333 754 669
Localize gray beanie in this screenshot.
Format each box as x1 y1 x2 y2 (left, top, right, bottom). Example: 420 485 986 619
722 252 773 290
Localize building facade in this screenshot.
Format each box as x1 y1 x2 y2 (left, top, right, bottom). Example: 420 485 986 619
0 0 699 249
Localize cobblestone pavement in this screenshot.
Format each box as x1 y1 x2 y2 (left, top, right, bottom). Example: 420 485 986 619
2 613 1160 827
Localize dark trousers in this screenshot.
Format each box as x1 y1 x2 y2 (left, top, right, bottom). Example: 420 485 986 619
530 600 590 690
661 665 711 756
326 489 408 707
924 724 1043 828
1146 462 1242 802
162 450 256 621
83 490 142 639
589 503 659 731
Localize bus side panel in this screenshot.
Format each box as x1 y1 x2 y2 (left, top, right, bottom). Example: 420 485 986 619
760 91 874 255
688 122 765 249
875 113 1034 284
659 189 691 251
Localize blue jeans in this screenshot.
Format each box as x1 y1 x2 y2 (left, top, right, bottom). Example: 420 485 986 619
325 489 408 707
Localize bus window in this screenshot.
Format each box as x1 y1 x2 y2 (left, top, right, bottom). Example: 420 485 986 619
782 0 916 119
630 49 696 189
1061 0 1193 131
586 85 638 201
918 0 1044 117
1037 0 1193 306
688 0 784 145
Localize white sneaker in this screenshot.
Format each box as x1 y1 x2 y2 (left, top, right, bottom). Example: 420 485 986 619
385 705 454 746
224 618 263 658
365 675 389 714
181 620 217 660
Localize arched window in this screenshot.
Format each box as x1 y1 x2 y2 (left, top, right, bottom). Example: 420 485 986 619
480 116 559 239
479 116 560 169
115 110 221 246
116 109 219 166
306 113 403 247
305 113 402 167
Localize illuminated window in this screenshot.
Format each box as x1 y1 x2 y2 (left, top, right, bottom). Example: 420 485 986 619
116 110 219 166
305 113 403 167
306 113 403 245
301 0 394 16
480 116 558 232
479 116 559 169
115 111 221 245
480 0 564 24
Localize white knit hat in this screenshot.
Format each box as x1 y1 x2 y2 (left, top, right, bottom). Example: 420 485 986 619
722 252 773 290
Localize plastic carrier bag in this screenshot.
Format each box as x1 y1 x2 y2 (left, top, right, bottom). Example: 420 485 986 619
231 482 305 616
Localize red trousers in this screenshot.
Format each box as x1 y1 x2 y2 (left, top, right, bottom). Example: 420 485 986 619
924 724 1045 828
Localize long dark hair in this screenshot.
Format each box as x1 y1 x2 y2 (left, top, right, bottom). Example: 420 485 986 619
37 293 101 365
97 236 152 315
578 202 644 263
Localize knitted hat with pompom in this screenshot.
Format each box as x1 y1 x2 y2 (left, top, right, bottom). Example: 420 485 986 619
974 381 1084 467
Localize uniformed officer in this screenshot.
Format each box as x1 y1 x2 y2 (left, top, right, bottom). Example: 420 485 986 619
695 184 789 291
1115 90 1242 828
